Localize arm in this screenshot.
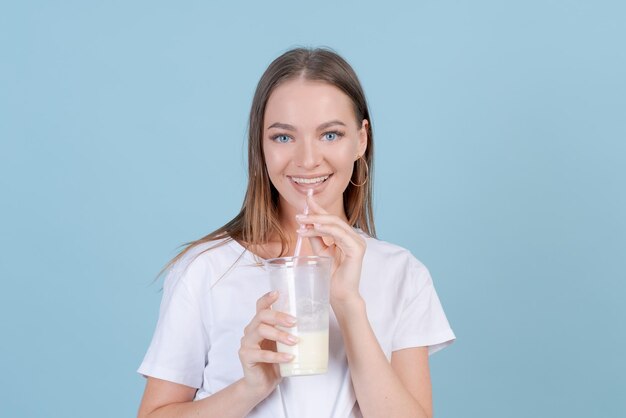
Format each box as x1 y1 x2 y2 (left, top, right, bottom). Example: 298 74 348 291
334 298 432 418
137 376 270 418
137 292 297 418
297 195 433 418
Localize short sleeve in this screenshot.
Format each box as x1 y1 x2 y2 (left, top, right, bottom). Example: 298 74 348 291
137 257 210 388
392 256 456 355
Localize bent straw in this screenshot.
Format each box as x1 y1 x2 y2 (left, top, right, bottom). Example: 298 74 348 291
293 188 313 257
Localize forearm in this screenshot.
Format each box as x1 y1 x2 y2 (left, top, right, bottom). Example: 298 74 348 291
142 378 270 418
334 297 430 418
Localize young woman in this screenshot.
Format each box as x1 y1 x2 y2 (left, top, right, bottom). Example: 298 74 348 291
137 48 455 418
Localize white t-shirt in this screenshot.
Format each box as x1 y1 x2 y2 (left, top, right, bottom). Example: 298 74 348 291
138 232 456 417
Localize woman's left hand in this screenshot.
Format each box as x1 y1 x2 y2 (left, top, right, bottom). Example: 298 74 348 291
296 194 366 304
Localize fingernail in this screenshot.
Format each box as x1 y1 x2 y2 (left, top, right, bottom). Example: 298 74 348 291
269 290 278 297
287 335 298 344
282 353 294 361
284 316 297 325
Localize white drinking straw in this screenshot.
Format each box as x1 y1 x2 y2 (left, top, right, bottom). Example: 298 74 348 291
293 189 313 257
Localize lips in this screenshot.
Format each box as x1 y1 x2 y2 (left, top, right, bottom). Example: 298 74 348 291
288 174 333 194
289 174 331 185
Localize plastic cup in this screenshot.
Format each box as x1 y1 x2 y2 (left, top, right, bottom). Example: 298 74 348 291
266 256 332 377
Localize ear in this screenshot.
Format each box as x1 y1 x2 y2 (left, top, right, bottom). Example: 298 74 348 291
357 119 369 157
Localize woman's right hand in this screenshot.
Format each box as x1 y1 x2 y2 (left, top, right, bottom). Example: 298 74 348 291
238 291 298 397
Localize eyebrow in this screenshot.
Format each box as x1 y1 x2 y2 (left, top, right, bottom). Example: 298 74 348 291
267 120 347 131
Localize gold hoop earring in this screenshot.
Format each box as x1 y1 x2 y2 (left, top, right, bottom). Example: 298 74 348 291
350 155 369 187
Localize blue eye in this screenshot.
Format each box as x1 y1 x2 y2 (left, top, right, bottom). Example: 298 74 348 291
273 134 291 143
324 132 343 141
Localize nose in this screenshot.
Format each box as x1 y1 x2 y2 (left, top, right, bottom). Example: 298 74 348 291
295 137 322 169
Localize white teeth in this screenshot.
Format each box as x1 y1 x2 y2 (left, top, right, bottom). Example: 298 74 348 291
291 175 330 184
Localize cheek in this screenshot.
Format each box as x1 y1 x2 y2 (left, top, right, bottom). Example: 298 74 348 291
332 148 357 171
263 146 277 170
263 146 289 177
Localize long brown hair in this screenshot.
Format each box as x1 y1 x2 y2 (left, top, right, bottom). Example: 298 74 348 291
163 47 375 272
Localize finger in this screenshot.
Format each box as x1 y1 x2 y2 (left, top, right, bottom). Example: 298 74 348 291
298 221 363 250
241 322 298 349
308 235 328 255
297 229 334 255
296 226 329 254
256 290 279 313
257 323 299 346
296 213 355 235
299 225 365 260
306 194 329 215
243 309 297 344
239 347 294 365
251 310 297 330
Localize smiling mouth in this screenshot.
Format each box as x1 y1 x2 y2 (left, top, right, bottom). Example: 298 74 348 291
289 174 331 185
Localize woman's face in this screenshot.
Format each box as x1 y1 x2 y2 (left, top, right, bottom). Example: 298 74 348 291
263 78 368 218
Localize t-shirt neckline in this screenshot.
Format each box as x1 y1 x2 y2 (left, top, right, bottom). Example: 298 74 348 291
226 228 370 267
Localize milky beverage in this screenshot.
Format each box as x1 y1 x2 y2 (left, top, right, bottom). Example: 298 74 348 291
277 329 329 376
266 256 331 377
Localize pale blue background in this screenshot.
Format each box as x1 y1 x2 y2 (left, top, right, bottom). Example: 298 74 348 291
1 1 624 417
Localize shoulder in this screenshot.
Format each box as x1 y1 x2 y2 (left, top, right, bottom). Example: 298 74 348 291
359 231 427 272
164 237 245 291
